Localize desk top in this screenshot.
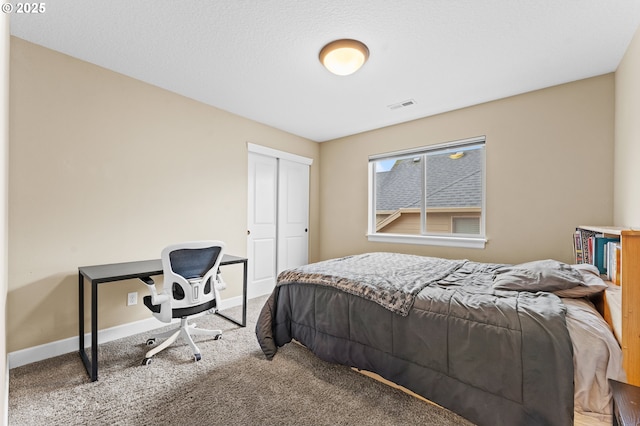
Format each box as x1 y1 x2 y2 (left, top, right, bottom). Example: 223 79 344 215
79 254 246 283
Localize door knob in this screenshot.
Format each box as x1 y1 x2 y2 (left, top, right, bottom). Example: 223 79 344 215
247 230 251 235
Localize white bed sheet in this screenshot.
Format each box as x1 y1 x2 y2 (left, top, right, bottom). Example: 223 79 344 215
563 297 625 424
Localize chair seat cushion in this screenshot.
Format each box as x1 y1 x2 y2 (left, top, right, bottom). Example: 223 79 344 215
143 296 217 318
172 299 217 318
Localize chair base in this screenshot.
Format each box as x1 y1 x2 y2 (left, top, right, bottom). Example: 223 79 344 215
142 317 222 364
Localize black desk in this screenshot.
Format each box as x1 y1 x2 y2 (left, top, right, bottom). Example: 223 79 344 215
78 254 248 382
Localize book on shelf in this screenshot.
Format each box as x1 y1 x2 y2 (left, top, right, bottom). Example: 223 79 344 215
573 228 620 280
607 241 621 285
573 230 583 263
575 228 599 264
574 228 599 265
594 236 620 275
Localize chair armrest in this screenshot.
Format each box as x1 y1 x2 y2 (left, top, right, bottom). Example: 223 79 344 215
142 279 170 306
150 293 170 305
139 276 155 285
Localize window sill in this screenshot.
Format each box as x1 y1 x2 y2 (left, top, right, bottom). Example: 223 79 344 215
367 233 486 249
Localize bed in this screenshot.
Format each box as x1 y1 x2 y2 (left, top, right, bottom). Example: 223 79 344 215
255 252 625 426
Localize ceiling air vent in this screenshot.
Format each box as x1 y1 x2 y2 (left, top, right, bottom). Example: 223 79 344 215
388 99 416 110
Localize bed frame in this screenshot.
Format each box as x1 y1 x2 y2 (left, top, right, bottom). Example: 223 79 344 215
579 226 640 386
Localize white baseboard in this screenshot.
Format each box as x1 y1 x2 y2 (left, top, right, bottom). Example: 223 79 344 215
8 293 249 370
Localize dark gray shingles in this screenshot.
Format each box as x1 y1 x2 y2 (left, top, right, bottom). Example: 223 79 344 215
376 148 482 210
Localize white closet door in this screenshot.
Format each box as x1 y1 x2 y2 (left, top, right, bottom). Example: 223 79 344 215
247 146 311 298
247 153 278 297
277 159 309 274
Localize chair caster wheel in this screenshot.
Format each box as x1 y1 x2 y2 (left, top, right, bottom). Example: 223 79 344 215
146 338 156 346
142 358 152 366
214 334 222 340
194 353 202 362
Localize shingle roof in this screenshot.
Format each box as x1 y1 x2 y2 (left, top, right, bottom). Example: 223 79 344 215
376 148 482 210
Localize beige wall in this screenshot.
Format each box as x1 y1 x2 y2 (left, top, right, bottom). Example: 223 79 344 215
615 25 640 227
319 75 615 265
8 38 320 352
1 13 8 423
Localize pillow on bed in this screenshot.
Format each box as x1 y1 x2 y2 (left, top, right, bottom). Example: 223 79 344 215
493 259 585 292
553 263 607 298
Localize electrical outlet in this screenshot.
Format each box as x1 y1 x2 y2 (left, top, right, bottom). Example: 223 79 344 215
127 292 138 306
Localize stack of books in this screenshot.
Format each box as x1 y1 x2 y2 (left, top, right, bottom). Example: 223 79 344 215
573 228 621 284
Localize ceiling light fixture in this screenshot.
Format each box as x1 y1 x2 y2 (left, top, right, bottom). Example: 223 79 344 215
319 39 369 76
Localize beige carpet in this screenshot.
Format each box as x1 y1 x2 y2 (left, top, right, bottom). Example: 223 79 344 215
9 295 474 425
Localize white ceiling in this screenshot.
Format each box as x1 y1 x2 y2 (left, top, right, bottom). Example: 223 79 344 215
10 0 640 142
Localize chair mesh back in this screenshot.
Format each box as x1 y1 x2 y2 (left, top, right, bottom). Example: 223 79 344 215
169 246 222 280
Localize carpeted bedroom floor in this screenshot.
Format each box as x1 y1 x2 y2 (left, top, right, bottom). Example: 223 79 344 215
8 295 474 425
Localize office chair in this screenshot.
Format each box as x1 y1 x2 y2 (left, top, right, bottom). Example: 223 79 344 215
141 240 226 365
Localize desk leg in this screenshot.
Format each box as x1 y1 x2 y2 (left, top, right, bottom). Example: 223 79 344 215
78 273 85 357
242 260 247 326
215 260 248 328
78 275 99 382
91 280 98 381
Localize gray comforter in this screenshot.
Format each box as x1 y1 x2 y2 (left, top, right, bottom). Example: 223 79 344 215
256 253 574 426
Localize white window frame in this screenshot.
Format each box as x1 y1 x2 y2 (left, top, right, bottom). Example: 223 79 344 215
367 136 487 249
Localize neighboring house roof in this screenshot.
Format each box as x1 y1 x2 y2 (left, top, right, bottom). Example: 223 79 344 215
376 148 482 211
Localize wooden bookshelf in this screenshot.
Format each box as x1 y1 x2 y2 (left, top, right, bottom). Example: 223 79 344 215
578 226 640 386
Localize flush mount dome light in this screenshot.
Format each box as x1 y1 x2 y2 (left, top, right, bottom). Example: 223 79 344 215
319 39 369 76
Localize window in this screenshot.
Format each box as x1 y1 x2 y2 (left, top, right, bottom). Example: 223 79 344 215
452 217 480 234
368 136 486 248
